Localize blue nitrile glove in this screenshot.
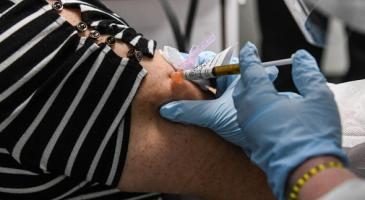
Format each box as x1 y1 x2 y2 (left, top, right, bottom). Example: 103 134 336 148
233 42 348 200
160 51 279 147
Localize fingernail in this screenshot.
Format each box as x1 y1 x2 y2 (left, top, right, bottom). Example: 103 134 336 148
160 105 173 118
240 42 261 68
266 66 279 81
294 50 312 60
294 50 317 64
243 42 257 54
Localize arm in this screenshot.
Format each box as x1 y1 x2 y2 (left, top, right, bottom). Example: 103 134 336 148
55 4 274 200
160 42 358 200
120 53 274 200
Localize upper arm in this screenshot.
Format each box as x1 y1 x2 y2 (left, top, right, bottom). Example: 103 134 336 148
118 52 275 200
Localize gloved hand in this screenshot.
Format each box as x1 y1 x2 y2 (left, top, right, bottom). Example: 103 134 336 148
233 42 348 200
160 51 278 147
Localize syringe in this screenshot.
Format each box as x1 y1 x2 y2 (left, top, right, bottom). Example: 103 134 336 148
175 58 292 81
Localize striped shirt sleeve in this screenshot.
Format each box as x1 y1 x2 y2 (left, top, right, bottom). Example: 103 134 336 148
0 0 148 188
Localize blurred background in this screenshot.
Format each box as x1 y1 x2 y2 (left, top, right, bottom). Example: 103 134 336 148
103 0 363 90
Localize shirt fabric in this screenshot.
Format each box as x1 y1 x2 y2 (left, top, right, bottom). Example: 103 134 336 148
0 0 162 199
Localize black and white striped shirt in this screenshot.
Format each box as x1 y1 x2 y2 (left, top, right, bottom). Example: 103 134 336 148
0 0 161 199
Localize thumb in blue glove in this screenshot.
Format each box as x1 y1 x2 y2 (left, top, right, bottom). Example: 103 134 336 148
160 51 278 146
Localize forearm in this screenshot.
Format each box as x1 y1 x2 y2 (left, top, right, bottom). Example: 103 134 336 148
289 156 359 200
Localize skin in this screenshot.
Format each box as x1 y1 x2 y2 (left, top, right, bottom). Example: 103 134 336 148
47 1 275 199
123 53 273 200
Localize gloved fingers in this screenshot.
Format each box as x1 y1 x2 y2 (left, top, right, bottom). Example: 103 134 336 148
160 100 214 128
264 66 279 82
216 75 240 97
215 65 278 98
292 50 330 98
278 92 302 100
197 51 216 65
239 42 277 95
215 56 252 97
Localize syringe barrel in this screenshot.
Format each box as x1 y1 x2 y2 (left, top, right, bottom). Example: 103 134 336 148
183 68 215 80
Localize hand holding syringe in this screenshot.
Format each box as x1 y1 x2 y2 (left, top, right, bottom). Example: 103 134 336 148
172 58 293 81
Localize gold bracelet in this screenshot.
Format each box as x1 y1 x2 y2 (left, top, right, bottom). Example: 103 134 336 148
288 161 344 200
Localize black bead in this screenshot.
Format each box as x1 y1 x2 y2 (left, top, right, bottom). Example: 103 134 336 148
76 22 88 32
127 49 143 62
52 1 63 11
89 30 101 39
135 50 143 62
106 36 116 45
127 49 135 57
